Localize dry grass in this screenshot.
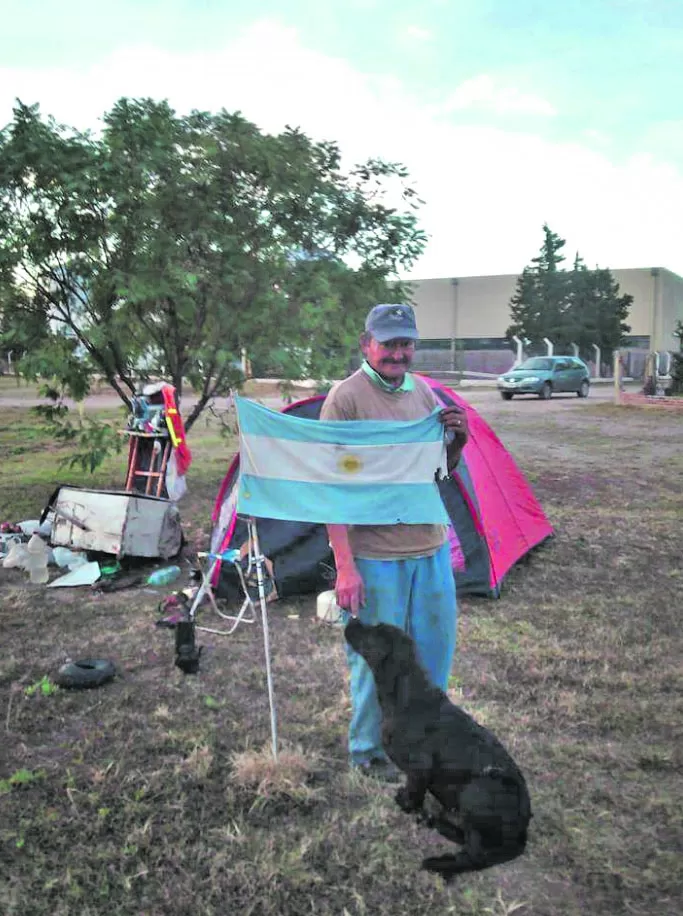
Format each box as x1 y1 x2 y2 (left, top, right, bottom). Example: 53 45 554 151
230 744 322 801
0 397 681 916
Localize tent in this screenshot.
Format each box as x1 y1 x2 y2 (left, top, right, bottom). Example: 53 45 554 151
208 375 553 602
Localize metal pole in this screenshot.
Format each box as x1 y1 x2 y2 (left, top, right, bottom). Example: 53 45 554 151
249 517 278 760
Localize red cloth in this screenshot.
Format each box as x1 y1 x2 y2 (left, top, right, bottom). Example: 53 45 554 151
161 385 192 476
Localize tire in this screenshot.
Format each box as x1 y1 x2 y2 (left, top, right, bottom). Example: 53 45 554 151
577 380 589 398
539 382 552 400
55 658 116 689
500 392 514 400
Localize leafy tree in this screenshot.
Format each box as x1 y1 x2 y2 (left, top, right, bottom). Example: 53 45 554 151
0 98 426 430
506 224 632 362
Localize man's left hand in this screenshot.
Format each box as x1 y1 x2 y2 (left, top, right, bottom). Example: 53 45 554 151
439 405 469 445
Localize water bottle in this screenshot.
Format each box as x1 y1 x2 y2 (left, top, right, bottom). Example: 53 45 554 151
147 565 182 587
26 534 50 584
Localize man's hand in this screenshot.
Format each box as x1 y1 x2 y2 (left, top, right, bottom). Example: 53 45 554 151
439 405 469 444
335 562 365 617
439 405 469 473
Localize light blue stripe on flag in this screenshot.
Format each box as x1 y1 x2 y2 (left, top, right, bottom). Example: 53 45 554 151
234 396 449 525
235 396 445 444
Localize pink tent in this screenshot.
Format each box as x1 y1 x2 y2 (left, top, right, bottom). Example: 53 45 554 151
209 375 553 600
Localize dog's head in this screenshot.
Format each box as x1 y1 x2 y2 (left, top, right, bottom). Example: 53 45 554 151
344 619 417 680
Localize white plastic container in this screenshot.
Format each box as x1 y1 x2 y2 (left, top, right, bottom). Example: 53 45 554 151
316 590 344 625
26 534 50 584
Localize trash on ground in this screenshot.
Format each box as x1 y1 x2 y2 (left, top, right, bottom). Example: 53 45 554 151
2 541 30 570
147 565 182 586
51 546 90 570
48 561 101 588
92 572 146 593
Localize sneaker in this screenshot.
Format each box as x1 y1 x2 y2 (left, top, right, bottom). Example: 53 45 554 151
354 757 402 783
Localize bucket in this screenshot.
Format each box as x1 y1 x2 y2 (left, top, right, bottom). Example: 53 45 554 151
316 589 344 625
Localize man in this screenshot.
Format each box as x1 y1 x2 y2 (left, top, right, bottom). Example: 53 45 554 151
320 303 469 779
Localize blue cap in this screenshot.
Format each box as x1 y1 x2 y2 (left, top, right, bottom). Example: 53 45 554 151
365 303 419 343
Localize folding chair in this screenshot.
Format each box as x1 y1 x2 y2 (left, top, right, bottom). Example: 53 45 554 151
186 542 260 636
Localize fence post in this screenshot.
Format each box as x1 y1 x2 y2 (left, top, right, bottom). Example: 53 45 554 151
591 344 601 378
512 335 523 367
613 350 622 403
570 342 579 357
543 337 554 356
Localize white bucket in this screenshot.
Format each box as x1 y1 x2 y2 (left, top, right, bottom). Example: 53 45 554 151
316 589 344 625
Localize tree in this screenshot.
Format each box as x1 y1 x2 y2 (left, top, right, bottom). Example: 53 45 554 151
506 225 632 362
0 98 426 429
507 224 572 348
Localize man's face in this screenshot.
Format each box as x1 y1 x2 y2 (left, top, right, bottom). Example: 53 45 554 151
363 335 416 381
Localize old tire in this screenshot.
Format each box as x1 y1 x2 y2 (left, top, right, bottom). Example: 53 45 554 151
500 392 514 400
539 382 552 400
577 380 590 398
55 658 116 689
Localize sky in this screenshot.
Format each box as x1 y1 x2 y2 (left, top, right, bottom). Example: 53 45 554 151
1 0 682 279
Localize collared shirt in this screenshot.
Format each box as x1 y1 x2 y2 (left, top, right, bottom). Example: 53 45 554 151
361 359 415 393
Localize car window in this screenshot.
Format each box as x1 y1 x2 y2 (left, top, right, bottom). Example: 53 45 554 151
554 359 571 370
520 358 553 370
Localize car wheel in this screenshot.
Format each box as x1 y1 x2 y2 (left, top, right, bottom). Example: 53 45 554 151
539 382 552 400
500 392 514 400
577 380 589 398
55 658 116 689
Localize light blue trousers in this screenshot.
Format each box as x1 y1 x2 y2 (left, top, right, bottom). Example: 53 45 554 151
342 542 457 766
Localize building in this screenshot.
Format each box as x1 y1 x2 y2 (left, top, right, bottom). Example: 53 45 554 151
408 267 683 361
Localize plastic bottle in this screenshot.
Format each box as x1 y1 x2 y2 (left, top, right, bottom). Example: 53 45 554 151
26 534 50 584
147 565 182 587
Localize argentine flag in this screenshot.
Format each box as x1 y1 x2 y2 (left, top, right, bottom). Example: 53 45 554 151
234 396 449 526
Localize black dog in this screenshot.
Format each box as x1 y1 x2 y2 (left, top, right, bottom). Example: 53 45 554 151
345 619 532 882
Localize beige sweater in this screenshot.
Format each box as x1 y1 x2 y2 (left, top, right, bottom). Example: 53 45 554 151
320 369 447 559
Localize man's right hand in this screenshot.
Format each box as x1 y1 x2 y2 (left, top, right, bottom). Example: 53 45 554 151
335 562 365 617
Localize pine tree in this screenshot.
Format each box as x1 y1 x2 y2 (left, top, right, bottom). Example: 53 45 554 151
507 226 632 360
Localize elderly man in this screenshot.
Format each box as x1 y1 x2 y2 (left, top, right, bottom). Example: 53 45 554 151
321 303 469 779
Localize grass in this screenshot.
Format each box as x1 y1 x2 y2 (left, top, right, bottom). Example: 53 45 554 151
0 395 682 915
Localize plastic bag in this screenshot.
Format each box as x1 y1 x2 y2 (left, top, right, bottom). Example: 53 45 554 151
165 451 188 502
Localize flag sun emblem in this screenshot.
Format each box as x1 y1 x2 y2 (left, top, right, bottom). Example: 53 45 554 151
338 453 363 474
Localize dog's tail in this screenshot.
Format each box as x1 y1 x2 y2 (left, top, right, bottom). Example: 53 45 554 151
422 834 527 881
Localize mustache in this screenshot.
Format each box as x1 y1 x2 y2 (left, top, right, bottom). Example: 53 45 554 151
381 357 411 365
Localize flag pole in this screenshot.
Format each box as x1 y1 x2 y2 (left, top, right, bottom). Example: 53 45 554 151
249 516 278 760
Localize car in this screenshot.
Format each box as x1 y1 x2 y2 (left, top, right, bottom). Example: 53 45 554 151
497 356 591 400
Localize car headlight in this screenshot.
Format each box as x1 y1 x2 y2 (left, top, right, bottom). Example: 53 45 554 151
523 376 540 383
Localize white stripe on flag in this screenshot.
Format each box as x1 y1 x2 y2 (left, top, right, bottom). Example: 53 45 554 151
240 434 445 485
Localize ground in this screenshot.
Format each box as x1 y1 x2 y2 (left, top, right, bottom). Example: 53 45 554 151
0 380 681 916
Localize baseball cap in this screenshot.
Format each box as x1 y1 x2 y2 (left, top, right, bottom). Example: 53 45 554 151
365 303 419 343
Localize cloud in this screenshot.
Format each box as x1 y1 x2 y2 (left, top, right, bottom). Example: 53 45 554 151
401 25 434 42
1 19 682 278
435 74 558 117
